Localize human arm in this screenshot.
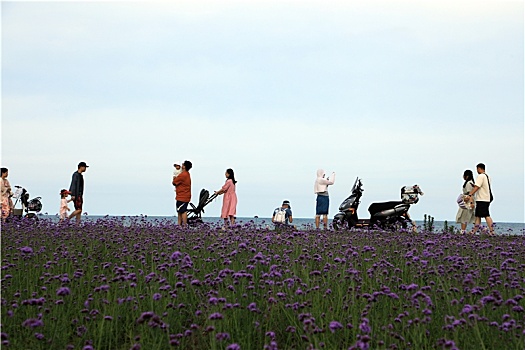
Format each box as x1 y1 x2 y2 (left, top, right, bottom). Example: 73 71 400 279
214 180 231 195
5 180 12 197
172 172 186 187
327 172 335 185
466 186 478 197
61 199 70 211
69 173 78 199
318 172 336 186
466 176 483 198
464 182 475 202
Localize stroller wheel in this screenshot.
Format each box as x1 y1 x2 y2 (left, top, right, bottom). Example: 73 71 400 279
25 213 39 220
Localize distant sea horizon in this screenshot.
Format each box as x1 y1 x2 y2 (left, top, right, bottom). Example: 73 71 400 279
38 215 524 235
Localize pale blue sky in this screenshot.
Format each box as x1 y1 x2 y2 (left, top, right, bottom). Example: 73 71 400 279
2 1 524 222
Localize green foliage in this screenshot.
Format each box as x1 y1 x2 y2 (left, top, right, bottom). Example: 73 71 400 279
423 214 435 232
1 218 524 349
443 220 458 234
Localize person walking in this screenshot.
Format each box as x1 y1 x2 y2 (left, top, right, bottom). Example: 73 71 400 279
455 170 476 234
314 169 335 229
1 168 13 221
173 160 192 226
59 189 72 222
466 163 495 235
214 168 237 229
68 161 89 225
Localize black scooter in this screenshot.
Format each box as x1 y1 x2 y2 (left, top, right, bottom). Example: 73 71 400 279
332 178 423 231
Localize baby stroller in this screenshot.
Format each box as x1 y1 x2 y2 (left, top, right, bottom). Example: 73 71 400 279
186 189 218 225
12 186 42 219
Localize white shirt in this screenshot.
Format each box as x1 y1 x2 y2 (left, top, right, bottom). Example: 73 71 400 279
474 173 492 202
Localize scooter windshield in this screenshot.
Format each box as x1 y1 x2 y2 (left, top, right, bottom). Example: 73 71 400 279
339 177 362 211
350 177 360 194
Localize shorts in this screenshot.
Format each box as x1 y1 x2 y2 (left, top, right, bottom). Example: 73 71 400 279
475 201 490 218
74 195 83 211
176 201 189 214
316 195 329 215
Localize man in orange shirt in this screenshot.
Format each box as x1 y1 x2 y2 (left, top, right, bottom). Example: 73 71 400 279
173 160 192 226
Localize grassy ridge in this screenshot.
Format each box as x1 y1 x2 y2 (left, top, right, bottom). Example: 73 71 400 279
1 217 524 349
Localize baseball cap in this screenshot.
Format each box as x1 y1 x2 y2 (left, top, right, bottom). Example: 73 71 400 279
78 161 89 168
282 200 291 208
60 189 71 195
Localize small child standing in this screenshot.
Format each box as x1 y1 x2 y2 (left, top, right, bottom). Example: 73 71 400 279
59 189 72 221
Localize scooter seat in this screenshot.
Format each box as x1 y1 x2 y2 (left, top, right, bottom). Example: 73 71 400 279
368 201 404 216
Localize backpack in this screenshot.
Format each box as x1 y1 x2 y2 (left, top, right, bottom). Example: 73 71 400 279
274 208 287 224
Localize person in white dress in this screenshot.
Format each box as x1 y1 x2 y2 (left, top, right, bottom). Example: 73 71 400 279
455 170 476 234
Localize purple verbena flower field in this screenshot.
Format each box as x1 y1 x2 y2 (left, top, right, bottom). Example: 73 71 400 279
1 217 524 349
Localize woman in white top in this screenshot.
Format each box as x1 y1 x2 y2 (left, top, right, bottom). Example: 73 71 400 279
455 169 476 234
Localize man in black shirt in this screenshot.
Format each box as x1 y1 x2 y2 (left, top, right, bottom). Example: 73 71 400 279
69 161 88 224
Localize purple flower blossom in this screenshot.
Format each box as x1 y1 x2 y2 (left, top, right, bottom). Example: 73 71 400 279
22 318 44 328
136 311 156 324
461 304 474 314
247 302 258 312
209 312 223 320
216 332 230 341
359 318 371 334
329 321 343 333
56 287 71 296
20 246 33 254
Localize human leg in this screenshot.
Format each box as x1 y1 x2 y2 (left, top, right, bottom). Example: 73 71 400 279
176 201 189 226
485 216 494 235
68 210 81 224
229 216 235 227
1 198 10 222
469 217 481 234
69 195 83 225
315 195 329 229
470 202 490 235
